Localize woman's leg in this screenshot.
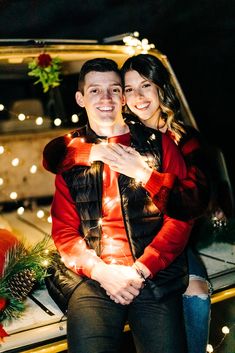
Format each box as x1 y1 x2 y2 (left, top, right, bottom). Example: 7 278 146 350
128 283 187 353
183 248 211 353
67 279 127 353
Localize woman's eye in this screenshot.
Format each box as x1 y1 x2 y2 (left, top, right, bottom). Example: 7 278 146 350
142 83 151 88
124 88 133 93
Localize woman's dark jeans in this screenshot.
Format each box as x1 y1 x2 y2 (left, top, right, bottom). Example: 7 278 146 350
67 279 187 353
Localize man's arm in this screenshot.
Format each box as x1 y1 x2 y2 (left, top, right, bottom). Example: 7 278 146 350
51 174 144 304
51 174 103 277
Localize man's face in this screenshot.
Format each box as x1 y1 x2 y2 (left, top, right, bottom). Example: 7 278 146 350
76 71 125 131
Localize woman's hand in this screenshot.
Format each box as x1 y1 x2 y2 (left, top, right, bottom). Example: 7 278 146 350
90 262 144 305
107 144 152 183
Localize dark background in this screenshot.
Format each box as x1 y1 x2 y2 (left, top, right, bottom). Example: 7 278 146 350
0 0 234 197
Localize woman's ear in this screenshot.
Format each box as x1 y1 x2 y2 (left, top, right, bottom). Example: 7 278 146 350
75 91 85 107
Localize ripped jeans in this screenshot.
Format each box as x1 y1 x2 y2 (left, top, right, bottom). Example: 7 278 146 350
183 247 212 353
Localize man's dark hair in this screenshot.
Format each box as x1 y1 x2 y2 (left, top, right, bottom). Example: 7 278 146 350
78 58 121 93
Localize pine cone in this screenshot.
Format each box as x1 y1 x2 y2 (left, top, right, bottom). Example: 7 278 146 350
7 269 36 301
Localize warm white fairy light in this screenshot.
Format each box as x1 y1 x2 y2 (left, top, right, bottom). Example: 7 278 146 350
37 209 45 218
135 169 146 183
0 104 4 111
71 114 79 123
0 146 4 154
11 158 20 167
206 344 213 352
98 218 103 226
10 191 18 200
123 32 155 54
18 113 26 121
80 138 85 143
221 326 230 334
0 178 4 186
44 249 50 255
42 259 49 267
17 206 25 215
35 117 43 125
47 215 52 223
30 165 37 174
54 118 62 126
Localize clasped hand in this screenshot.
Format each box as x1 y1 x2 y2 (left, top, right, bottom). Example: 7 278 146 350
91 262 144 305
90 143 152 183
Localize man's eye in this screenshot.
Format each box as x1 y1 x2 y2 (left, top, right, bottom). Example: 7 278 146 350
90 89 99 94
112 88 121 93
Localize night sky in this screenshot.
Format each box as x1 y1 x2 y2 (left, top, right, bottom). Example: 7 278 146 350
0 0 234 196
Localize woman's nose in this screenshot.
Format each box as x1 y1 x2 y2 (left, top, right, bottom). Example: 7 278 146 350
135 89 144 98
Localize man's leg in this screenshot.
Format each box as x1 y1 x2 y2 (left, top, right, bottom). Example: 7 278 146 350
67 279 127 353
128 284 187 353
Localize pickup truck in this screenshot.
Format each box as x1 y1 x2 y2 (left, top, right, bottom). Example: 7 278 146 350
0 38 234 352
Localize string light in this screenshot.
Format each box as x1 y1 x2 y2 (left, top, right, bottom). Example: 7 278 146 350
30 165 37 174
0 104 4 111
0 146 4 154
18 113 26 121
37 210 45 219
17 206 25 215
98 218 103 226
207 344 213 352
0 178 4 186
42 259 50 267
71 114 79 123
10 191 18 200
221 326 230 334
123 32 155 54
35 117 43 125
206 323 235 352
54 118 62 126
11 158 20 167
47 216 52 223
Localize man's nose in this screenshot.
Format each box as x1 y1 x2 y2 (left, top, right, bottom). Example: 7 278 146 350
101 90 112 100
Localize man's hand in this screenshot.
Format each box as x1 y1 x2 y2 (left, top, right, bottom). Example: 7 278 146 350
90 262 144 305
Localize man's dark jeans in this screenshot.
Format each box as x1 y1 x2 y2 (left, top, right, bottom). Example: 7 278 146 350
67 278 187 353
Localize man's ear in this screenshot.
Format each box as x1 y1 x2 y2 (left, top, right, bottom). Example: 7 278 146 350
121 94 126 106
75 91 85 107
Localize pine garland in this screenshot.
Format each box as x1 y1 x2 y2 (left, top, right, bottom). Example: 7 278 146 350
0 235 52 323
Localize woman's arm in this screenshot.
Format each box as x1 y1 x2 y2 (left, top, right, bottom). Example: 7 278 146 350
44 129 209 221
145 132 210 220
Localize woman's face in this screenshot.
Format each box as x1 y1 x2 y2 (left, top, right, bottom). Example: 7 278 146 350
124 70 161 128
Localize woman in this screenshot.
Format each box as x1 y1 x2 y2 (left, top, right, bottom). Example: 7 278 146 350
43 54 211 353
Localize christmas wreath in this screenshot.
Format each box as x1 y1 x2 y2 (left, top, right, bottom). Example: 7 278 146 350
0 229 51 340
28 53 62 93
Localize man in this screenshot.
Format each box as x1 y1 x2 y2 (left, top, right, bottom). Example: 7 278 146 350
47 58 191 353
